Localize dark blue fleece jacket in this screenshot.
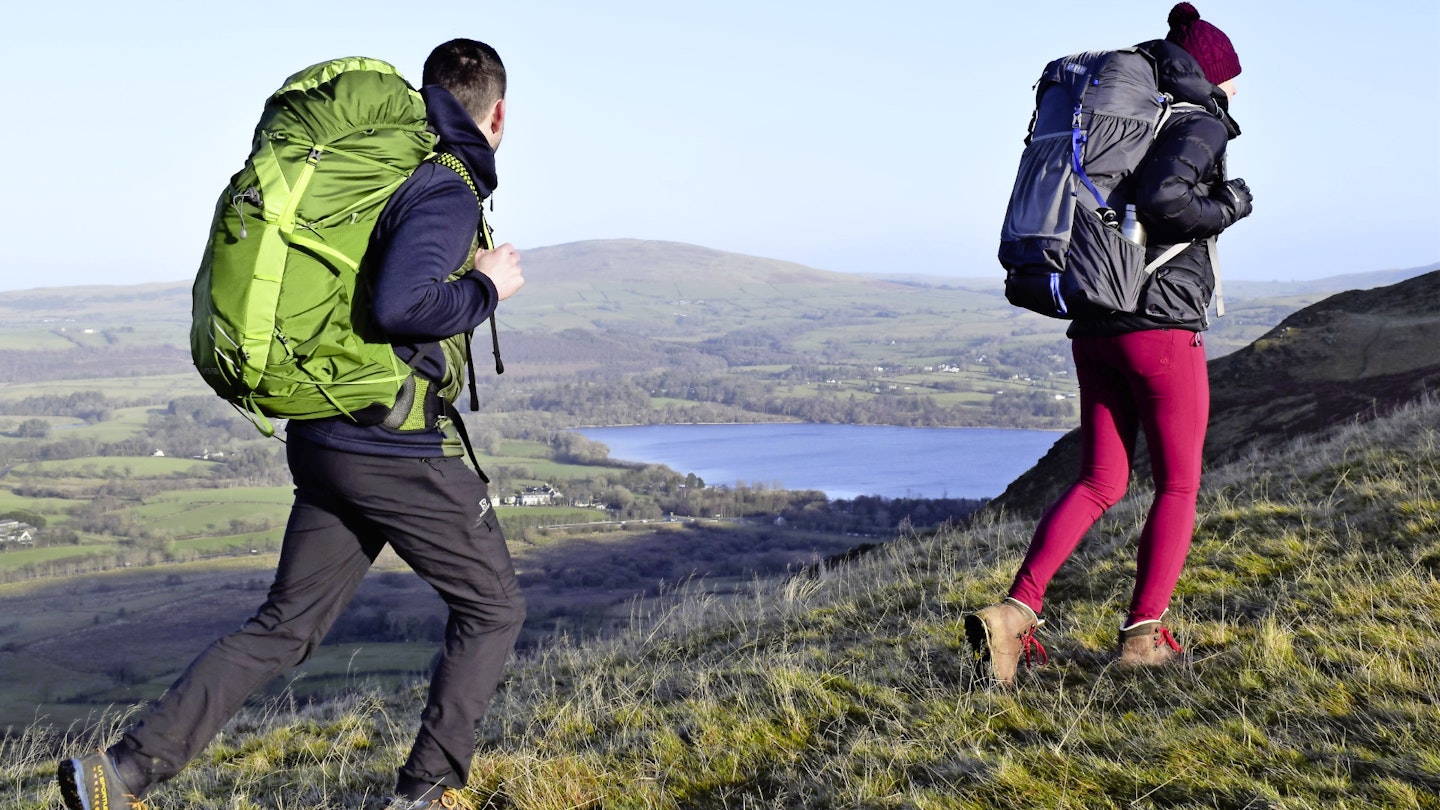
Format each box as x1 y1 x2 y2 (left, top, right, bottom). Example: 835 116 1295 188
287 85 500 456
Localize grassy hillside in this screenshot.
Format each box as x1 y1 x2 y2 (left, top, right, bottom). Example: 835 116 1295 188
8 392 1438 808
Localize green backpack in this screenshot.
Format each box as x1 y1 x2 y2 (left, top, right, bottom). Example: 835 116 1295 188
191 57 485 435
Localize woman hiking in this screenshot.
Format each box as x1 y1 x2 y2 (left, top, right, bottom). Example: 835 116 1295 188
967 3 1254 686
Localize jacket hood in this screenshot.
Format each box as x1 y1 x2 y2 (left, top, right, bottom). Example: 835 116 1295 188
420 85 499 196
1138 39 1240 139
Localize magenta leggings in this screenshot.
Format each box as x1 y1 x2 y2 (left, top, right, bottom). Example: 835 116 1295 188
1008 329 1209 625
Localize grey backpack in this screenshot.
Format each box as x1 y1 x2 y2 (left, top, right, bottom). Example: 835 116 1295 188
998 48 1185 319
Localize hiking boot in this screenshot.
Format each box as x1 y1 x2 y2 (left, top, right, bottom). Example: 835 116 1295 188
1117 620 1184 667
382 786 475 810
964 597 1047 686
57 750 147 810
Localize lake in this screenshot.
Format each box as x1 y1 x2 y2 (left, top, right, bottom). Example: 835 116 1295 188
576 424 1065 500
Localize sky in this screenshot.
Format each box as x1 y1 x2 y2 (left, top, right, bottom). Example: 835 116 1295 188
2 0 1437 293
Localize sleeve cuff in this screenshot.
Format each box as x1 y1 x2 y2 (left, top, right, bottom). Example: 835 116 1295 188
469 268 500 316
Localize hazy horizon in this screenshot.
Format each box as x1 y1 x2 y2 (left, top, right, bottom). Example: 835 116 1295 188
2 237 1435 295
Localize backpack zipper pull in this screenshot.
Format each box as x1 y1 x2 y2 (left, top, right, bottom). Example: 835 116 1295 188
231 187 262 239
232 195 248 239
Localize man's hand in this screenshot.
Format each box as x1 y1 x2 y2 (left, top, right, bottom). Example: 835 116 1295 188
475 243 525 300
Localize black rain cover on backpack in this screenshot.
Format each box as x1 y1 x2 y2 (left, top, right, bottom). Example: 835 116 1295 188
998 48 1169 319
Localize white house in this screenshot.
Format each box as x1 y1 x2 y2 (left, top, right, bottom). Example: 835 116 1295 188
517 485 562 506
0 519 37 547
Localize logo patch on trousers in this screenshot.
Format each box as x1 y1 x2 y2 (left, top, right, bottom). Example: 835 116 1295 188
476 496 493 524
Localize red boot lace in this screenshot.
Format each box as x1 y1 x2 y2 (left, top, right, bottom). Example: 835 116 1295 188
1156 625 1182 653
1020 626 1049 668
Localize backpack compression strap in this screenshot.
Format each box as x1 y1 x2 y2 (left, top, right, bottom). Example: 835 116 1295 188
1069 74 1174 211
1070 106 1109 210
241 139 412 428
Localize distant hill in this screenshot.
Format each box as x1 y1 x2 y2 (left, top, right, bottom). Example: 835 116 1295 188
2 241 1434 428
0 281 192 323
993 269 1440 515
876 260 1440 297
5 242 1430 324
1222 260 1440 298
524 239 888 291
495 238 959 337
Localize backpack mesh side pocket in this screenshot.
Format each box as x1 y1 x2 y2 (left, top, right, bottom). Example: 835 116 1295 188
1064 204 1147 315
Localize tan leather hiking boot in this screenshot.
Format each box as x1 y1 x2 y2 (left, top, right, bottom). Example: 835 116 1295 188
57 751 147 810
965 597 1046 686
1117 620 1184 667
383 787 476 810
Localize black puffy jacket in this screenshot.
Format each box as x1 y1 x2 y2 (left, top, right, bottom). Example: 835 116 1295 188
1069 40 1243 338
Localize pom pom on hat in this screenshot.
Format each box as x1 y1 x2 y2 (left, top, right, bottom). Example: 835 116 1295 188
1166 3 1242 85
1169 2 1201 29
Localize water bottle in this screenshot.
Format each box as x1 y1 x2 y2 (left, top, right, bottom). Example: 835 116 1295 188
1119 204 1146 246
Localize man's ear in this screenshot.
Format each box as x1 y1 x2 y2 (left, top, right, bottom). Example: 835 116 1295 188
488 98 506 137
476 98 506 150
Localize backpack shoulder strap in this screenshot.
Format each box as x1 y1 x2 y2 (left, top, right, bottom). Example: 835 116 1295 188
427 150 504 387
422 151 505 480
1143 241 1192 275
1207 236 1224 317
426 152 494 247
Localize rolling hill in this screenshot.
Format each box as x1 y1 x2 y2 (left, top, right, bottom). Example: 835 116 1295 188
4 241 1429 431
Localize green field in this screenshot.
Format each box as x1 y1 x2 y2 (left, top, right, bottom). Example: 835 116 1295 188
0 544 116 571
491 456 613 483
509 505 606 523
0 330 79 351
496 440 551 459
0 408 156 443
127 488 294 535
0 491 76 514
0 373 206 403
11 455 215 478
171 532 283 556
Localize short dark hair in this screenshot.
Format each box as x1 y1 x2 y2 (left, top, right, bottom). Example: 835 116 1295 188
423 39 506 119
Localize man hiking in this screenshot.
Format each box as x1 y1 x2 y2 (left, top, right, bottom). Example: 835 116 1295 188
58 38 526 810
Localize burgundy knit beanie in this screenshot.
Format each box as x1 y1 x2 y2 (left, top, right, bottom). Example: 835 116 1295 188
1166 3 1242 85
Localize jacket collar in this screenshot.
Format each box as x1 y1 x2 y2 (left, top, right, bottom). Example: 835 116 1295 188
1139 39 1241 139
420 85 499 196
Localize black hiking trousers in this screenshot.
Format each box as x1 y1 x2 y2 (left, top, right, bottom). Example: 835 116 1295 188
110 435 526 798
